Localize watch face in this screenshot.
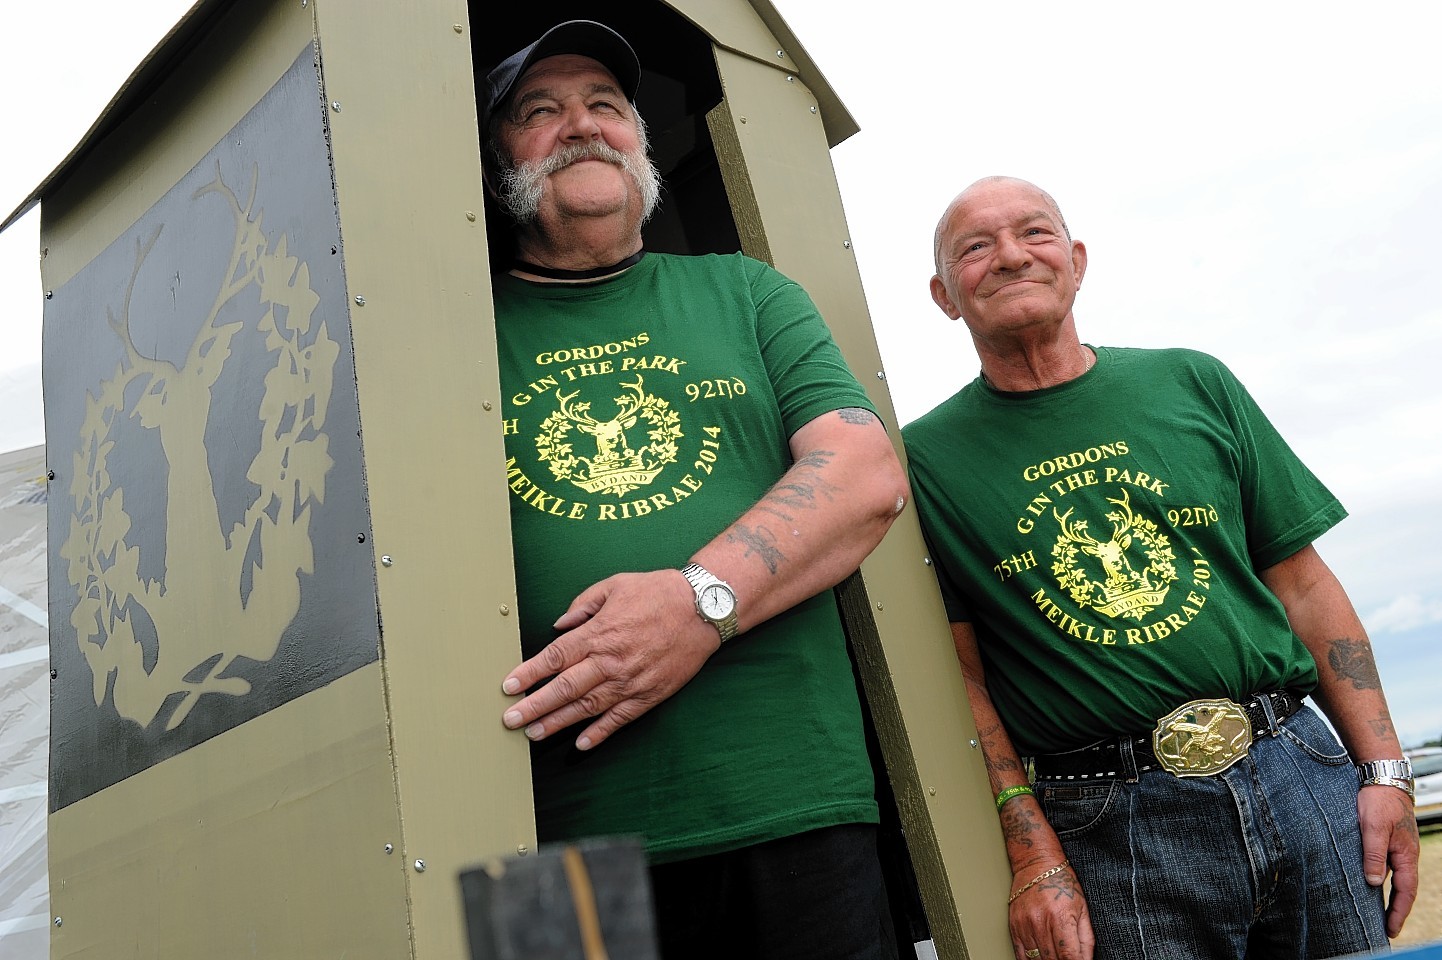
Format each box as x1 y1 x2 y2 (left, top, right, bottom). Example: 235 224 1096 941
698 583 735 620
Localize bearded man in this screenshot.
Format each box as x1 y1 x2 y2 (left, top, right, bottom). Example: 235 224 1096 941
478 21 909 960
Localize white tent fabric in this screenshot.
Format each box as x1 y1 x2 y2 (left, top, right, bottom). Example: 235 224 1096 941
0 443 49 957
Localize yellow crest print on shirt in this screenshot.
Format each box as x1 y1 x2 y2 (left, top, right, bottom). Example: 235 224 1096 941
536 375 683 497
1050 487 1179 620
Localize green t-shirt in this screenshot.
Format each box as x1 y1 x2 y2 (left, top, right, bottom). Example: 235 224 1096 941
903 347 1336 756
492 252 878 863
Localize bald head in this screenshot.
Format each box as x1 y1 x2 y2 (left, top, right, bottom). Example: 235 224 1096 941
933 177 1071 273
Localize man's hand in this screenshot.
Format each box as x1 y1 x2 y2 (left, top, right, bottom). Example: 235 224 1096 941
500 569 719 751
1008 857 1095 960
1358 784 1420 938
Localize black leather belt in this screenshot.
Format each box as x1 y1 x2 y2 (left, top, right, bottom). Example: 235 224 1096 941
1032 690 1304 781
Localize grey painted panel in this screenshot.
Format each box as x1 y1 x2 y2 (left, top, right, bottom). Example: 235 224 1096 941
43 48 378 811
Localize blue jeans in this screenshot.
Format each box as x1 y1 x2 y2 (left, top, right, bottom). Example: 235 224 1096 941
1036 704 1388 960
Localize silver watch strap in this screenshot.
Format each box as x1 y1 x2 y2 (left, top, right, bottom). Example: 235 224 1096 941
681 562 738 642
1356 758 1414 799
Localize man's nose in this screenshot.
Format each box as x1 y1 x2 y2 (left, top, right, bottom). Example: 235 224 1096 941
992 233 1031 270
560 103 602 141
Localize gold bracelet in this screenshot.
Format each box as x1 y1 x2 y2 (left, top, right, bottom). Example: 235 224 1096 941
1008 860 1070 904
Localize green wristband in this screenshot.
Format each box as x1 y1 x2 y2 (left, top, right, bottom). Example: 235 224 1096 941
995 785 1034 811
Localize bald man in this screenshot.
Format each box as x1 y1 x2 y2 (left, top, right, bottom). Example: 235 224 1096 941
903 176 1418 960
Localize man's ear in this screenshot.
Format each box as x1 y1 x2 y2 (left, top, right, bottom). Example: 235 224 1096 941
930 274 962 320
1071 240 1088 289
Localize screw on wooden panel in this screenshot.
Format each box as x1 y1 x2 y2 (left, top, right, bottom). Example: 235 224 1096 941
357 533 366 543
776 49 785 59
876 371 886 380
810 106 817 114
385 844 394 854
786 76 795 83
354 295 366 306
414 860 426 873
970 739 979 749
842 240 851 249
331 101 341 112
499 604 511 616
47 470 55 480
54 918 62 927
466 211 477 222
45 291 53 300
453 23 463 33
517 844 529 856
380 555 393 567
482 400 493 411
924 557 933 566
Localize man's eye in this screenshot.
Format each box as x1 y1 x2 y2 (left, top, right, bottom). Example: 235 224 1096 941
967 242 987 253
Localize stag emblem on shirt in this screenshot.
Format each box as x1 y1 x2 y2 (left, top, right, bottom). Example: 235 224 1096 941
1050 487 1178 620
535 376 682 497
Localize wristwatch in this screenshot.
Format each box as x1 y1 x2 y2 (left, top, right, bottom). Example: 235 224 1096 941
1356 758 1414 800
681 562 738 643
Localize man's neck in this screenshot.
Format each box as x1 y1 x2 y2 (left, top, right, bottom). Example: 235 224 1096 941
512 216 643 279
975 323 1093 392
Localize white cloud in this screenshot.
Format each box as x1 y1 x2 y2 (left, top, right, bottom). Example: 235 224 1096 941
1366 594 1442 636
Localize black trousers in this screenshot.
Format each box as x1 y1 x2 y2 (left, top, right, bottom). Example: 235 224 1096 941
649 823 900 960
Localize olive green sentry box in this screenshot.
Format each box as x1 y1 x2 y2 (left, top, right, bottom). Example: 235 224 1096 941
7 0 1008 957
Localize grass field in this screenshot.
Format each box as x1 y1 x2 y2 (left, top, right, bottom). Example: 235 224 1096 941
1393 824 1441 949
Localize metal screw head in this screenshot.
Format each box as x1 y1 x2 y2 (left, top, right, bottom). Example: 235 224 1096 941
357 533 366 543
47 470 55 480
786 75 795 83
809 106 817 114
331 101 341 112
499 603 511 616
842 240 852 249
414 859 426 872
875 371 886 380
384 843 394 854
969 739 980 749
452 23 463 33
517 844 529 856
465 211 477 222
354 295 366 306
924 557 933 566
776 49 786 59
380 555 393 567
482 400 493 411
54 918 62 927
45 290 53 300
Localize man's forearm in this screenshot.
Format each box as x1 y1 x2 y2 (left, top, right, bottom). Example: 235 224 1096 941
690 408 907 635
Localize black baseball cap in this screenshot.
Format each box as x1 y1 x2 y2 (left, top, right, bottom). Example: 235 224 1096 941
481 21 641 132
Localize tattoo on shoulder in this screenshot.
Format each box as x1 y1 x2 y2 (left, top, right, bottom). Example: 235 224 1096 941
1326 638 1382 691
836 407 876 426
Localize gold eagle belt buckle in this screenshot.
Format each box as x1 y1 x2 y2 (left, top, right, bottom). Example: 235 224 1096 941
1151 698 1253 777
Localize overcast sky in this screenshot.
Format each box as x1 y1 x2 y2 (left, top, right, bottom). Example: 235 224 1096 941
1 0 1438 742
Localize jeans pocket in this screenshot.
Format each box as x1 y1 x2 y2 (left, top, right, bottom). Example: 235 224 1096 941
1276 706 1350 766
1036 780 1119 839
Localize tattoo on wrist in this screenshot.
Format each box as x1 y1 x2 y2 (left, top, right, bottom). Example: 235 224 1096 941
1326 638 1382 691
726 523 785 575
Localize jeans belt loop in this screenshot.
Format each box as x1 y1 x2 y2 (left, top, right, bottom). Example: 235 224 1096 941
1117 735 1141 784
1256 690 1280 736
